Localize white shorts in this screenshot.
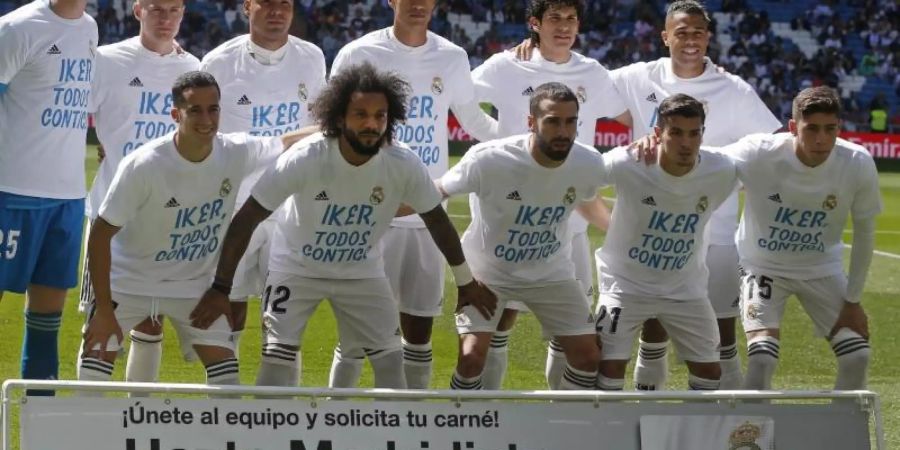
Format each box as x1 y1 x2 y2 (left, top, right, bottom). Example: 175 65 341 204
740 270 847 338
262 271 402 352
506 231 593 312
84 292 234 353
707 244 741 319
595 292 719 363
381 226 445 317
231 220 274 301
455 279 595 338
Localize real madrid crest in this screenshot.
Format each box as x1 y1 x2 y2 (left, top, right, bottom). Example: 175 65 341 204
298 83 308 102
728 421 763 450
219 178 232 198
370 186 385 205
563 187 577 205
823 194 837 211
576 86 587 103
431 77 444 95
696 195 709 213
745 303 761 320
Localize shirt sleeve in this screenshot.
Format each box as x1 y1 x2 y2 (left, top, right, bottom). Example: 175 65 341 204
330 46 352 78
729 84 783 138
0 21 27 85
402 157 443 213
450 101 499 142
88 52 107 114
98 158 149 227
439 146 482 197
851 153 883 220
250 150 304 212
450 53 476 106
590 65 629 118
470 55 501 106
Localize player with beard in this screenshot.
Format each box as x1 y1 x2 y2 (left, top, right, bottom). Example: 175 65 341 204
200 62 496 389
440 83 610 390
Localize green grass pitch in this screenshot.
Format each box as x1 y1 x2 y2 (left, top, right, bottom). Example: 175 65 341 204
1 150 898 446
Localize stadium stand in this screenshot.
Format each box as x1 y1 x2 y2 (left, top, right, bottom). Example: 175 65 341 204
3 0 895 130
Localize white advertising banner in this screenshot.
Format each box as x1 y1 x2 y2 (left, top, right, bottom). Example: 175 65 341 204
640 415 775 450
21 398 608 450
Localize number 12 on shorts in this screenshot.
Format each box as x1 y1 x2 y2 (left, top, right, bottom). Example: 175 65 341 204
263 285 290 314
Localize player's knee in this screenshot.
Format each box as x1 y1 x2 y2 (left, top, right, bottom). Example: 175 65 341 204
562 339 601 371
400 313 433 344
640 319 668 342
496 309 518 331
599 359 628 379
688 362 722 381
457 337 489 377
133 317 163 336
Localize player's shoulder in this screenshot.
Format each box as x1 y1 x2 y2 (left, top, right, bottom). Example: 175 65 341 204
286 35 325 61
698 146 736 170
381 141 425 165
122 133 175 169
610 58 656 78
479 49 516 69
340 28 388 52
1 1 50 27
569 51 605 70
709 65 757 95
833 137 875 165
201 34 247 65
470 134 529 159
426 30 468 57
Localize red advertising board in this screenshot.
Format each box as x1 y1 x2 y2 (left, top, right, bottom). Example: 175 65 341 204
448 115 900 159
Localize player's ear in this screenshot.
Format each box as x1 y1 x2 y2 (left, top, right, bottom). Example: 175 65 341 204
132 0 142 21
528 17 540 32
171 106 181 124
653 125 662 139
527 114 536 132
660 29 669 47
243 0 251 17
788 119 798 136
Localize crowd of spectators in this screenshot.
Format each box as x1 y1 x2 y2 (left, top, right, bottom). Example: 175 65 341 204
6 0 895 132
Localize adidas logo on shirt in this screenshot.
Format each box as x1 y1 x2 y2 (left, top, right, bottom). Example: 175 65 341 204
646 93 658 103
641 196 657 206
165 197 180 208
237 95 252 105
314 191 329 201
128 77 144 87
521 86 534 96
47 44 62 55
768 193 782 203
506 191 522 201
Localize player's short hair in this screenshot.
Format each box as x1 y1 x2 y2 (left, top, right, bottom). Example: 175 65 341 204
171 71 220 107
313 62 409 143
657 93 706 128
529 82 579 117
528 0 584 46
792 86 842 120
665 0 711 26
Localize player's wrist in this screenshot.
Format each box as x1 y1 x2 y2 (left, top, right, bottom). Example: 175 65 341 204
450 262 474 287
211 275 232 296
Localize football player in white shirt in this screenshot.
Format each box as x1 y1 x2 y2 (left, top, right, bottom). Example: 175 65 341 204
594 94 738 391
80 71 305 390
723 87 878 391
200 0 327 377
326 0 496 389
440 83 610 390
78 0 199 387
199 62 496 389
468 0 628 390
610 0 782 390
0 0 97 394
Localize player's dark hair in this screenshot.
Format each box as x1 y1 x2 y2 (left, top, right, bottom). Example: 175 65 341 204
665 0 711 26
657 93 706 128
171 71 220 107
313 62 409 143
792 86 842 120
528 0 583 46
529 82 579 117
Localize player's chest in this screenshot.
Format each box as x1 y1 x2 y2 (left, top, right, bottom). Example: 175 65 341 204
218 78 314 132
20 36 94 90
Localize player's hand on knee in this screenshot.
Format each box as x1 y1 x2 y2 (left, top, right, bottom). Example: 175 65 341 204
511 38 535 61
83 310 123 360
97 144 106 163
627 134 659 164
191 289 234 330
457 280 497 320
830 302 869 340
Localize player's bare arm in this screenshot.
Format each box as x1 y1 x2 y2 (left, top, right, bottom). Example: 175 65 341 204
193 197 272 329
279 125 320 149
575 197 611 231
419 205 497 319
83 218 125 361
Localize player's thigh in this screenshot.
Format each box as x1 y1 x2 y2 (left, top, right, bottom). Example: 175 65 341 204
329 277 402 352
594 293 651 361
570 231 595 306
162 297 235 353
658 298 720 363
706 244 741 319
740 270 792 333
231 220 272 300
83 293 152 353
381 227 445 317
259 271 327 346
794 274 849 337
455 284 508 335
0 193 66 294
519 280 595 339
30 198 84 292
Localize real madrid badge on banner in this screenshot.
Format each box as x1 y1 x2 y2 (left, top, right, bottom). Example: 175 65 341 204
640 415 774 450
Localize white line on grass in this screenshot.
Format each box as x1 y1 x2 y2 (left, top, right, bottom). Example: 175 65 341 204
844 244 900 260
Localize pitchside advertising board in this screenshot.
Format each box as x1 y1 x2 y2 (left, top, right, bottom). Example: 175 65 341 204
448 116 900 159
17 396 872 450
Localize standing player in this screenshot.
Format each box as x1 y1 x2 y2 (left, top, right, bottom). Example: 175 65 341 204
200 62 496 389
610 0 781 390
81 0 199 385
594 94 737 392
79 71 304 389
723 87 878 390
440 83 609 391
326 0 491 389
0 0 97 393
468 0 627 390
200 0 327 369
